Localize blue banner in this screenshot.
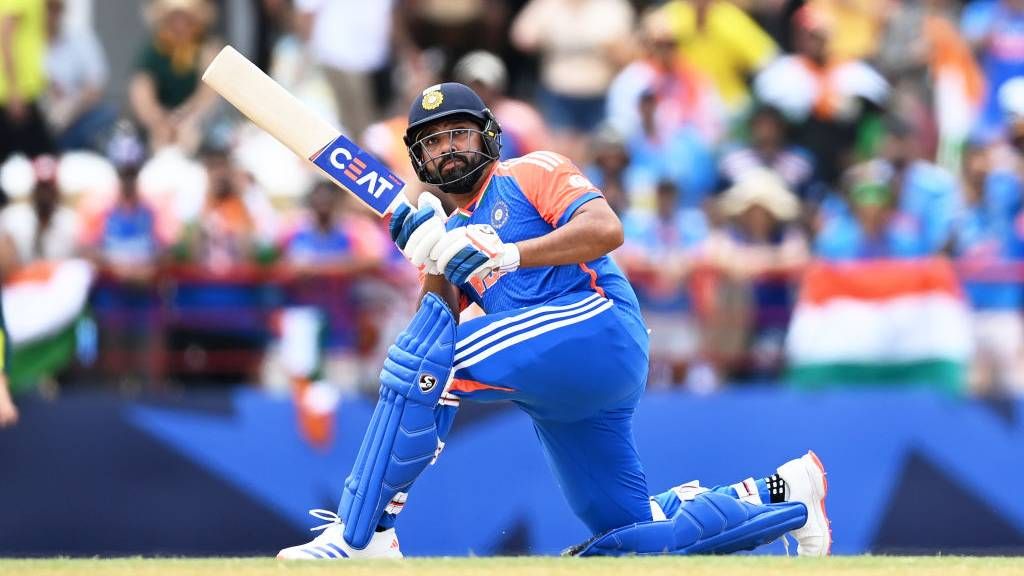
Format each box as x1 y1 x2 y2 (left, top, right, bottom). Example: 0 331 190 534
0 389 1021 556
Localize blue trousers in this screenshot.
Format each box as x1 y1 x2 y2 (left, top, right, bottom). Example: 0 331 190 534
450 291 653 534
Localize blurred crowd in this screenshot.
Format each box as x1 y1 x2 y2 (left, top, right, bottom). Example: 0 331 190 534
1 0 1023 400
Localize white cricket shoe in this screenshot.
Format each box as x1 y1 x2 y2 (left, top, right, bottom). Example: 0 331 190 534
276 509 403 560
777 450 831 556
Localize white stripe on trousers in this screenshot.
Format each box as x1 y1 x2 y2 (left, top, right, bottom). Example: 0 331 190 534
455 295 610 363
456 293 604 352
454 299 614 371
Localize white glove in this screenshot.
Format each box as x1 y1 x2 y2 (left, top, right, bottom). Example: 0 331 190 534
390 193 447 274
431 224 520 285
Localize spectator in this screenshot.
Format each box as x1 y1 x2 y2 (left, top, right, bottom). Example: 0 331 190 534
42 0 116 152
295 0 404 140
0 0 54 161
583 123 632 216
703 169 808 380
879 117 958 252
659 0 778 117
961 0 1024 139
130 0 219 153
402 0 506 70
606 8 725 144
754 4 888 185
717 104 817 201
815 161 930 260
90 130 161 281
282 181 391 388
626 89 716 209
618 180 709 388
87 130 163 387
0 155 80 270
878 0 983 169
950 141 1024 395
707 169 808 280
808 0 887 61
511 0 635 157
169 139 277 384
182 142 262 273
453 50 551 160
284 181 386 276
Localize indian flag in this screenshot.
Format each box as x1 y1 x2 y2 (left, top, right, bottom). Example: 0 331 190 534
3 259 95 392
786 258 970 393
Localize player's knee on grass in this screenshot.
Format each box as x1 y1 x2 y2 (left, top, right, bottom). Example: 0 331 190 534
565 492 808 556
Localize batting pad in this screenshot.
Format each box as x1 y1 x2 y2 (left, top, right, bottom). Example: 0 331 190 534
565 492 808 556
339 293 456 549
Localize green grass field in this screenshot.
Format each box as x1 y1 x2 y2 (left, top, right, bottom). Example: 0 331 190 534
2 556 1023 576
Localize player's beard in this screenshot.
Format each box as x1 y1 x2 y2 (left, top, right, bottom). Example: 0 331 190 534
432 151 488 195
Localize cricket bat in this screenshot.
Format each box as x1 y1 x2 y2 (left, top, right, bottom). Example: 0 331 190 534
201 45 409 217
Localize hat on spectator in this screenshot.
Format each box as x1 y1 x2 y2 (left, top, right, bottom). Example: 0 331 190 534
793 4 834 35
107 123 147 175
147 0 214 28
453 51 508 94
719 168 800 221
843 161 893 207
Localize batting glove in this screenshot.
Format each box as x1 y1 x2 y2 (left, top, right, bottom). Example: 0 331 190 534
432 224 520 285
390 193 447 274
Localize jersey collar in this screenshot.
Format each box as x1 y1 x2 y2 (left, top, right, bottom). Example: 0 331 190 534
454 162 499 218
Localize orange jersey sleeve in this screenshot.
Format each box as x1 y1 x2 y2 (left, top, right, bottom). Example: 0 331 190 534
504 151 604 227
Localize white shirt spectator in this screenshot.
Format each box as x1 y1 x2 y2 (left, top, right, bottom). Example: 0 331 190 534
512 0 634 97
45 28 107 101
294 0 394 72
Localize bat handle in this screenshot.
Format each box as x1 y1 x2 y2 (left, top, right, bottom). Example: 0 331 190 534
384 191 415 216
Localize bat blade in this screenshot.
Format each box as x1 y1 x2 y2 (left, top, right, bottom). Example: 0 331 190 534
201 45 407 217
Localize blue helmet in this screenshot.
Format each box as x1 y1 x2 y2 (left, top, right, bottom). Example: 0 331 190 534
404 82 502 194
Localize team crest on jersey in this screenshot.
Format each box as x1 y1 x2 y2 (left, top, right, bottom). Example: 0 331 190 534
421 90 444 111
490 200 510 229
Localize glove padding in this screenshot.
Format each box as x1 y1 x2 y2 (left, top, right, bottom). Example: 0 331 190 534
389 193 446 274
432 224 520 285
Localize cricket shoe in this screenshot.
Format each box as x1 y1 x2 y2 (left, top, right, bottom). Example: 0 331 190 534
776 450 831 556
276 509 403 559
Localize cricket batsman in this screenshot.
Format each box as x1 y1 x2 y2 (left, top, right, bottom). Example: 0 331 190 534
277 83 830 559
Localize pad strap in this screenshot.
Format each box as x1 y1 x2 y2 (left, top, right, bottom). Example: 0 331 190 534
338 293 456 549
565 492 807 557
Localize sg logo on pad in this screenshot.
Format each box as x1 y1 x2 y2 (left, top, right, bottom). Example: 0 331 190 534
418 373 438 393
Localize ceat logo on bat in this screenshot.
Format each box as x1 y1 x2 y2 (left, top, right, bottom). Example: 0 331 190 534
311 134 405 216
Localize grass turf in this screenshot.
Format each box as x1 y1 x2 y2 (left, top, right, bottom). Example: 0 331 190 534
1 556 1023 576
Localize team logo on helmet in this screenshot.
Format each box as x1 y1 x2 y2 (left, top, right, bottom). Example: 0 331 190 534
419 373 438 393
421 90 444 111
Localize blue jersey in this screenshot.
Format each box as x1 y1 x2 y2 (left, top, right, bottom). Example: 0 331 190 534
444 151 642 320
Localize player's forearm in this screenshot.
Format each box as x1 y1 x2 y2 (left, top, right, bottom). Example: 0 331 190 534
419 273 460 316
516 201 623 268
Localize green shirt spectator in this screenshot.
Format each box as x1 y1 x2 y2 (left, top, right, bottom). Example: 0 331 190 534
135 40 199 110
129 0 218 153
